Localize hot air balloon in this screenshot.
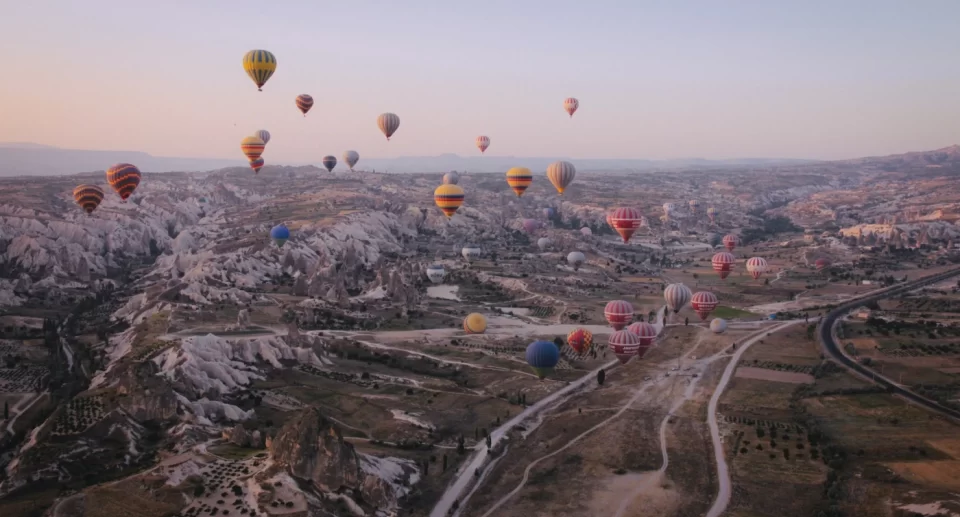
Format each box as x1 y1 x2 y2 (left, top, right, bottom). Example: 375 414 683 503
567 328 593 354
608 330 640 364
690 291 719 321
434 184 465 218
664 283 692 313
609 207 643 243
746 257 769 280
442 171 460 185
815 258 830 271
526 340 560 379
546 161 575 195
662 203 676 220
254 129 271 145
426 264 445 284
522 218 541 234
710 318 728 334
250 157 265 174
463 313 487 334
270 224 290 248
712 252 736 280
722 234 739 252
343 150 360 171
505 167 532 197
707 207 718 223
73 184 104 214
377 113 400 140
476 136 490 153
322 155 337 172
241 136 266 161
537 237 552 251
689 199 701 214
604 300 634 330
242 50 277 91
295 94 314 116
567 251 586 270
105 163 141 201
626 322 657 357
580 227 592 237
543 207 556 219
563 97 579 118
462 245 482 261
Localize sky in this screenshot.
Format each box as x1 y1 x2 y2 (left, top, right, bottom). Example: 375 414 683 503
2 1 960 162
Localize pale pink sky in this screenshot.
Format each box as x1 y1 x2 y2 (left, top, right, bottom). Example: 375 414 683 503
2 1 959 162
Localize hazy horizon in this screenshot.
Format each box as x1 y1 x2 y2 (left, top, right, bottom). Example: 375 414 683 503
3 1 959 163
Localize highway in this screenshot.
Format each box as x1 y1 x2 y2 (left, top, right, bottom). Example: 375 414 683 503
818 267 960 423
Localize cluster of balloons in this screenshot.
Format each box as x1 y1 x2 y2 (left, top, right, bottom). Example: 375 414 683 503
72 163 144 215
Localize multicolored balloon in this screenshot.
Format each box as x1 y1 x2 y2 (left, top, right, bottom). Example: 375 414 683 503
707 207 718 223
73 184 104 214
378 113 400 140
241 136 266 161
566 328 593 354
746 257 768 280
608 207 643 243
322 155 337 172
543 207 556 219
105 163 141 202
521 218 541 234
505 167 533 197
537 237 552 251
664 283 692 314
526 340 560 379
563 97 579 118
296 94 314 116
691 291 719 321
608 330 640 364
710 318 728 334
434 184 465 218
712 252 736 280
815 258 831 271
254 129 271 145
463 313 487 334
442 171 460 185
689 199 701 214
604 300 634 330
476 136 490 153
546 161 575 195
250 157 265 174
270 224 290 248
343 150 360 171
242 50 277 91
722 234 739 252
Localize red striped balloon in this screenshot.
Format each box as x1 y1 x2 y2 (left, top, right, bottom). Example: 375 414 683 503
296 94 314 116
105 163 141 202
476 135 490 153
746 257 768 280
608 330 640 364
566 328 593 354
722 234 738 252
563 97 579 118
627 322 657 357
608 207 643 243
712 252 736 280
690 291 719 321
604 300 634 330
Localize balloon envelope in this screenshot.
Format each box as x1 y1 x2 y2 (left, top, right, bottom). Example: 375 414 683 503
73 184 104 214
105 163 141 201
526 340 560 379
270 224 290 248
463 313 487 334
242 50 277 91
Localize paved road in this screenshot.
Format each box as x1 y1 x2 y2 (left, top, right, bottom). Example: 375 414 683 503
819 267 960 423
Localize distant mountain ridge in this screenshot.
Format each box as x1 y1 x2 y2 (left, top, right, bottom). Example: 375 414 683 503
4 141 958 176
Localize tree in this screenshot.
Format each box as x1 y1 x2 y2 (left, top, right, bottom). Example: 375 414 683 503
3 401 7 419
553 337 564 348
684 317 689 326
597 369 606 385
442 454 448 471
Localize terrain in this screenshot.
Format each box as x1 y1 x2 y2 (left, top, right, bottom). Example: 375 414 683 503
0 145 959 516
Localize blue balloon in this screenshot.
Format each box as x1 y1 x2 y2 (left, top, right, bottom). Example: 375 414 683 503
543 207 556 219
270 224 290 248
526 340 560 379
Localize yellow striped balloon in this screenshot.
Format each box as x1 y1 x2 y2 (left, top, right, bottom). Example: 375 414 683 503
241 136 266 161
377 113 400 140
463 313 487 334
73 184 104 214
546 161 576 195
505 167 533 197
242 50 277 91
434 184 465 218
105 163 141 202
